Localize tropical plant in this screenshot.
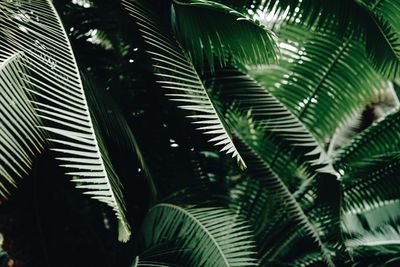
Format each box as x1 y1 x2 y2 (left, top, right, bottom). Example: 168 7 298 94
0 0 399 266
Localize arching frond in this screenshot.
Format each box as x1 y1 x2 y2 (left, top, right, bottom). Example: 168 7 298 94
341 153 400 214
253 0 366 31
334 109 400 172
229 131 341 266
208 68 335 184
122 0 246 169
171 0 278 70
344 215 400 266
142 203 258 267
83 76 157 202
0 0 130 241
248 25 387 144
0 52 45 198
259 0 399 78
359 0 400 79
202 66 344 265
347 224 400 250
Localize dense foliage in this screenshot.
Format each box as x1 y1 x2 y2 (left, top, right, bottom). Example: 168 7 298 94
0 0 399 266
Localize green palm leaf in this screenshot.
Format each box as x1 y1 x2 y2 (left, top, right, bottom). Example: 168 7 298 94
0 51 46 198
171 0 278 70
122 0 246 169
141 203 257 267
334 109 400 172
251 0 365 31
230 135 341 267
359 0 400 79
83 76 157 202
208 68 335 184
344 207 400 266
0 0 130 241
252 0 400 79
347 224 400 250
341 153 400 214
248 25 386 144
204 67 343 265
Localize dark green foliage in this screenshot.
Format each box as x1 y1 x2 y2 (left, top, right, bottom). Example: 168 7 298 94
172 0 278 70
248 24 386 144
0 0 399 266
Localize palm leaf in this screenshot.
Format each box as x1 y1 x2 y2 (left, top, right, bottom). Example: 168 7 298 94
359 0 400 79
204 67 343 265
231 131 340 266
252 0 365 31
0 0 130 241
83 75 157 202
141 203 257 267
248 24 387 144
341 153 400 214
171 0 278 70
334 109 400 172
344 213 400 266
347 224 400 250
208 68 335 184
253 0 399 78
122 0 246 169
0 51 45 198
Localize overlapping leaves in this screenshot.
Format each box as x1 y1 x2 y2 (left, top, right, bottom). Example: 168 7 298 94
122 0 248 169
141 203 258 267
248 25 386 144
0 0 130 241
171 0 278 70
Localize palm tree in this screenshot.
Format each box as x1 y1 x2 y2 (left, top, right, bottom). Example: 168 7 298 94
0 0 399 266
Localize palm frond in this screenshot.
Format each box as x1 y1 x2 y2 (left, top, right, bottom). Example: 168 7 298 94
345 218 400 266
260 0 400 79
359 0 400 79
171 0 278 70
204 68 344 264
334 109 400 172
255 0 365 31
343 201 400 235
347 224 400 249
341 153 400 214
0 0 130 241
247 24 387 144
83 75 157 202
208 68 335 184
0 51 45 198
142 203 258 267
122 0 246 169
230 133 341 267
